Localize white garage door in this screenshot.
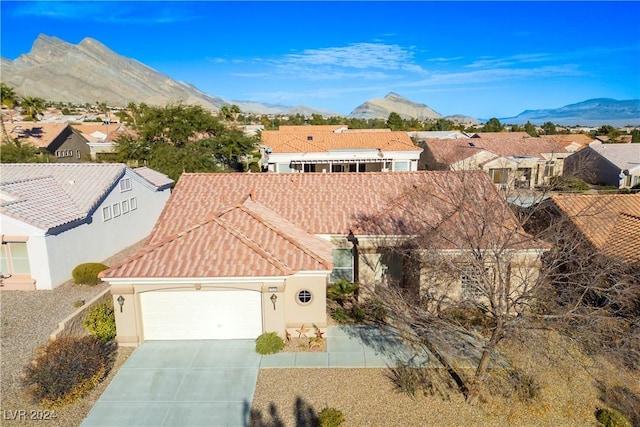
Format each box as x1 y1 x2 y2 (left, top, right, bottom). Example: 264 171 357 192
140 290 263 340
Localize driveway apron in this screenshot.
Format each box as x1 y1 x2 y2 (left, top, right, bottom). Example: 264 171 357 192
81 340 261 427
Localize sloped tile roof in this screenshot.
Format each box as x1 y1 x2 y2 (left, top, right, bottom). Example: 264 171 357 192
277 125 347 132
134 167 175 189
423 136 567 165
0 163 169 231
587 144 640 171
422 139 490 165
261 130 421 154
7 122 71 148
550 193 640 263
546 134 594 149
102 197 334 278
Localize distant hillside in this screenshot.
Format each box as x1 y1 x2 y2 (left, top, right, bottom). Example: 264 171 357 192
0 34 336 116
500 98 640 127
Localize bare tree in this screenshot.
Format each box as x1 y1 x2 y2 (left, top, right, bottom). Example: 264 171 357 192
355 171 639 404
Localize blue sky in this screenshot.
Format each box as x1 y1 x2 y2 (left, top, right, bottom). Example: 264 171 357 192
1 1 639 118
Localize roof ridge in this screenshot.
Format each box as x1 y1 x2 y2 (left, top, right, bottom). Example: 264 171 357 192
212 212 295 275
237 201 332 270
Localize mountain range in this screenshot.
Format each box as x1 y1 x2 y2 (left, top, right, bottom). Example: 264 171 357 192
2 34 638 126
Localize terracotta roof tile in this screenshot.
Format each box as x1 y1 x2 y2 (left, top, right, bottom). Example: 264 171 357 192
7 122 70 148
550 193 640 263
277 125 347 132
261 130 420 154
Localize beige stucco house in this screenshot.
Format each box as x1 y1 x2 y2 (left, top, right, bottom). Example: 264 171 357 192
100 171 546 346
420 134 574 191
261 125 422 173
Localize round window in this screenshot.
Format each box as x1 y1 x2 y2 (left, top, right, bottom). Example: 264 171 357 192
297 289 312 304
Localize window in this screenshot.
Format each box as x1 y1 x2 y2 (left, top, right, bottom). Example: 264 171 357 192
121 199 130 214
489 168 509 184
112 203 121 217
461 267 490 299
119 177 132 192
330 248 353 283
276 163 293 173
393 161 410 172
129 197 137 210
102 206 112 221
1 241 31 276
76 150 81 159
297 290 312 304
543 161 555 177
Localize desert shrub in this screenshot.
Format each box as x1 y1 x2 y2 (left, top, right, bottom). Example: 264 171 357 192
327 279 358 306
72 299 85 308
508 369 541 402
255 332 285 355
330 306 349 323
549 175 590 191
595 407 632 427
83 301 116 342
318 407 344 427
72 263 108 286
387 365 455 400
387 365 424 398
22 335 116 408
598 385 640 427
441 305 493 331
360 297 387 323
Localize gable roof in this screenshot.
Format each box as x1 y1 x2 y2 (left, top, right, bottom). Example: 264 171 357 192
0 163 172 232
133 167 175 190
101 197 334 279
277 125 347 132
261 130 421 154
586 144 640 171
421 139 489 165
549 193 640 264
545 134 594 150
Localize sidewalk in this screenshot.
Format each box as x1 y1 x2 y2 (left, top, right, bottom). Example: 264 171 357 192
260 325 441 369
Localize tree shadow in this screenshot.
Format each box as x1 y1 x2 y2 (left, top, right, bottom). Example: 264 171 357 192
247 396 318 427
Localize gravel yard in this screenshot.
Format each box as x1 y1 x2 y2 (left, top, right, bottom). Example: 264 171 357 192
0 241 143 427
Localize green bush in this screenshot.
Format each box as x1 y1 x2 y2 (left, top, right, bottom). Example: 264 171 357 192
549 175 591 192
318 407 344 427
360 297 387 323
72 263 108 286
330 306 349 323
595 408 632 427
22 336 116 408
83 301 117 342
255 332 285 355
327 279 358 306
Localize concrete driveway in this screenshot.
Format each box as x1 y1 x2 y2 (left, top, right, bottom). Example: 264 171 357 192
81 340 261 427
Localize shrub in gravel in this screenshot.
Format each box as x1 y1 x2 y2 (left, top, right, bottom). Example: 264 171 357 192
83 300 116 342
72 263 109 285
595 407 632 427
318 407 344 427
255 332 285 355
22 335 117 408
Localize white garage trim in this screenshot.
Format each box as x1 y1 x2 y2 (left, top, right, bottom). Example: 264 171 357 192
140 290 263 340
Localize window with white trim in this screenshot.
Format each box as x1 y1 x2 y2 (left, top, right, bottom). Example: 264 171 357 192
112 203 121 217
330 248 353 283
129 197 137 210
119 177 132 192
489 168 509 184
102 206 112 221
121 199 130 214
276 163 293 173
1 240 31 276
393 161 410 172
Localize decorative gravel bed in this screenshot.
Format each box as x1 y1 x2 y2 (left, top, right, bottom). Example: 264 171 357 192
0 241 143 426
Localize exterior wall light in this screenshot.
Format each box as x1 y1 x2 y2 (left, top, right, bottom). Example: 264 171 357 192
270 293 277 310
117 295 125 312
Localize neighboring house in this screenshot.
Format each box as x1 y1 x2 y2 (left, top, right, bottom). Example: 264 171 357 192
71 122 134 160
99 171 545 346
547 193 640 265
7 122 91 162
420 136 572 190
408 131 469 140
545 134 595 153
0 164 173 290
564 143 640 189
261 126 422 173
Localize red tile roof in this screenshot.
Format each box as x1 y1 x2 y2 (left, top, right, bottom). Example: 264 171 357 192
550 193 640 264
261 130 420 154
